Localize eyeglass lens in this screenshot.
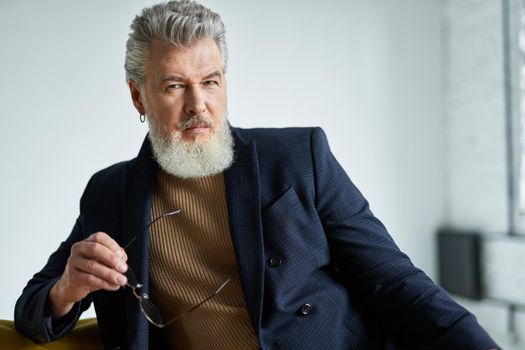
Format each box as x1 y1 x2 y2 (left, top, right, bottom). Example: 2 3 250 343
126 269 231 328
122 210 231 327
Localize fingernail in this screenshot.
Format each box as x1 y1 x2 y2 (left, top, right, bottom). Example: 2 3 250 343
117 262 127 273
116 275 127 285
115 249 124 258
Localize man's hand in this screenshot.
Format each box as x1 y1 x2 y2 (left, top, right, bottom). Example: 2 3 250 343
48 232 128 318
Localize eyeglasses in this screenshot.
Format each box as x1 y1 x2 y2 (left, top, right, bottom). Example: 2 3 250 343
123 210 231 328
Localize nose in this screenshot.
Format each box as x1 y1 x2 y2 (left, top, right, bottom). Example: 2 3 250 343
184 84 206 116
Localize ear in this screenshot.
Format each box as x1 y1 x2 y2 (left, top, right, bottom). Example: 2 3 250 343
128 80 146 115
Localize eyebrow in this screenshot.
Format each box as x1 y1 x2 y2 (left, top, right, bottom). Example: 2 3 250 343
203 70 223 81
160 74 184 83
160 70 223 83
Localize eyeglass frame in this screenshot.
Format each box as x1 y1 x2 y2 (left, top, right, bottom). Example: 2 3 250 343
122 209 231 328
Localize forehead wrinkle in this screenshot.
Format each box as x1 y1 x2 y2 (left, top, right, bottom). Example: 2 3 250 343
147 38 223 85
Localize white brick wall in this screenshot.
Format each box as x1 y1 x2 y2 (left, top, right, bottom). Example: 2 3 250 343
443 0 508 233
443 0 524 348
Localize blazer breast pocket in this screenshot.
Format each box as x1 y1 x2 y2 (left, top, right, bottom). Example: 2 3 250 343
262 186 330 294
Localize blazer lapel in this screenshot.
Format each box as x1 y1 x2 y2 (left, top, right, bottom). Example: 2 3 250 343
122 136 158 350
118 131 265 346
224 129 265 334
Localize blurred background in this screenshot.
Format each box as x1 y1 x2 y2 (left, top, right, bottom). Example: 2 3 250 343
1 0 524 348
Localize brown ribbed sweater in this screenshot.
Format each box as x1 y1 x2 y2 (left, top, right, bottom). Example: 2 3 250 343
149 170 259 349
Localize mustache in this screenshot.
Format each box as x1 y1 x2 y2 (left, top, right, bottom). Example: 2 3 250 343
177 115 213 130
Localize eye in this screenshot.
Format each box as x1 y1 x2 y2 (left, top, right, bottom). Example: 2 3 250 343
203 80 219 87
166 83 184 90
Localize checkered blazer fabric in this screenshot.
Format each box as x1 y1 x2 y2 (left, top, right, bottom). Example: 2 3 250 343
15 127 498 350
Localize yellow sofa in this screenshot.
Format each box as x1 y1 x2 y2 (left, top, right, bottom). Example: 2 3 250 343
0 318 102 350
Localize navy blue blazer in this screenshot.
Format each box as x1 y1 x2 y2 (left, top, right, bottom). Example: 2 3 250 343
15 127 497 349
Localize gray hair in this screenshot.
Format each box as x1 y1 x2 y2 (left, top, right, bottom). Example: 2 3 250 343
124 0 228 85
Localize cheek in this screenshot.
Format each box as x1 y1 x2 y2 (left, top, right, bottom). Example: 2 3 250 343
148 97 184 120
209 91 227 114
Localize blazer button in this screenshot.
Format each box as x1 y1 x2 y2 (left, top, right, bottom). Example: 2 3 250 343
268 257 283 267
298 303 312 316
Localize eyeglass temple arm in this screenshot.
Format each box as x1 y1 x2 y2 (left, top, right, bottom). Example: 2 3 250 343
161 278 231 328
124 209 182 250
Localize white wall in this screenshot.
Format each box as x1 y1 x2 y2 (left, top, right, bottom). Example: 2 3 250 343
443 0 508 233
442 0 524 348
0 0 444 321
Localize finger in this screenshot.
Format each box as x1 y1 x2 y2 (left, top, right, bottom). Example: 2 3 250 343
71 240 127 273
86 231 126 257
70 268 122 292
69 255 128 287
116 248 128 262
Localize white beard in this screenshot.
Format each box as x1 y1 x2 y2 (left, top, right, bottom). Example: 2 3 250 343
147 114 234 179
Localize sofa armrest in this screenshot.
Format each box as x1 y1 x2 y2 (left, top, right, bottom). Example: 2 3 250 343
0 318 102 349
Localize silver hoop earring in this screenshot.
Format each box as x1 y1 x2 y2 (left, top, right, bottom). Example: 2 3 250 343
140 114 146 123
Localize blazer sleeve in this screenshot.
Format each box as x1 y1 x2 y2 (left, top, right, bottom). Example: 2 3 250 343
310 127 498 349
14 183 94 343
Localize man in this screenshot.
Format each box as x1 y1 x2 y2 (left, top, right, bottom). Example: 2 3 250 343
15 1 498 349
